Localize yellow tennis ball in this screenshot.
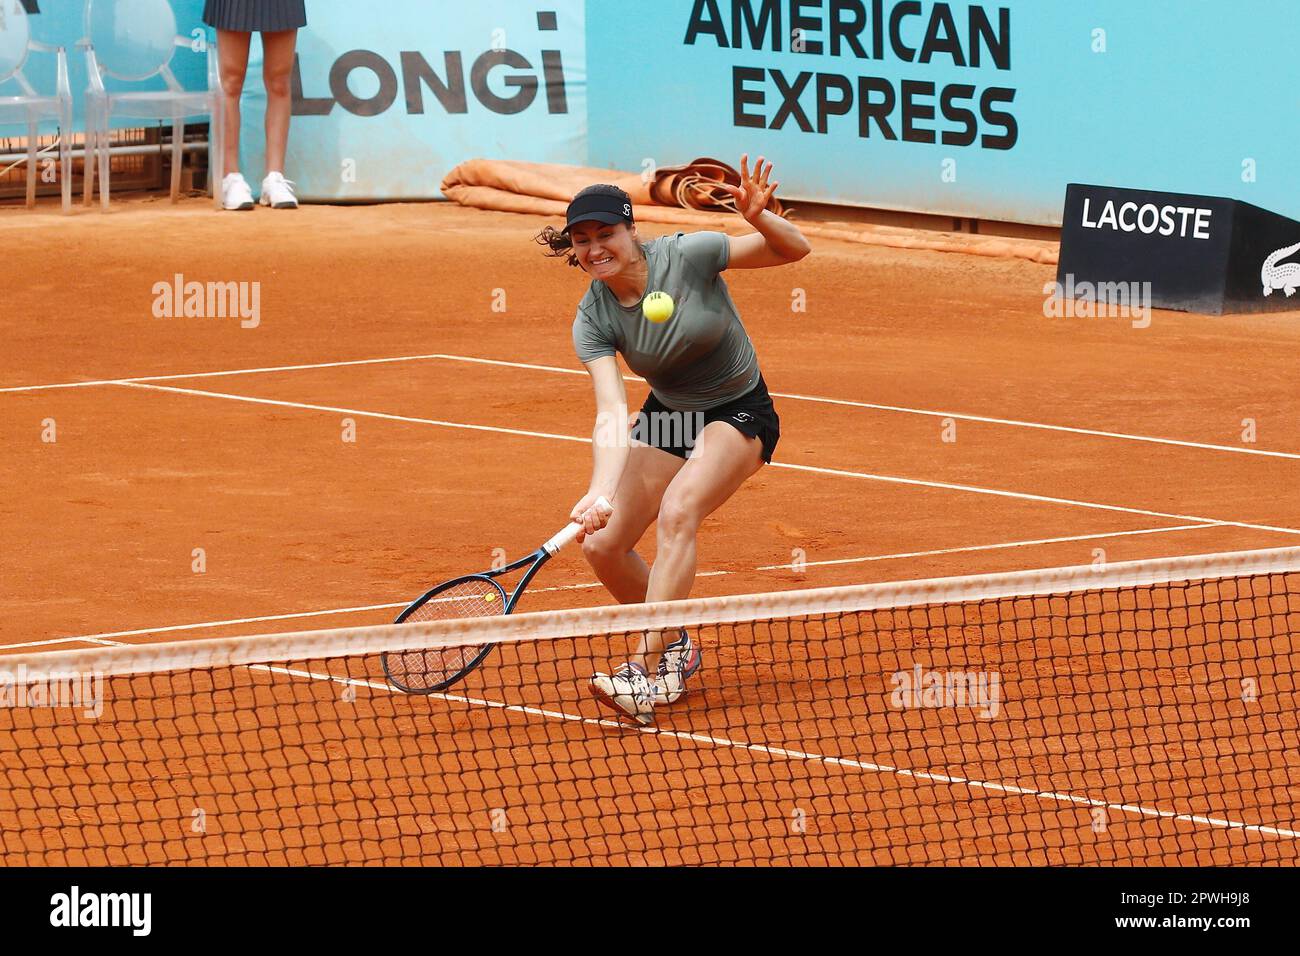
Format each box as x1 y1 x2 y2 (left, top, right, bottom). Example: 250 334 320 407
642 291 675 323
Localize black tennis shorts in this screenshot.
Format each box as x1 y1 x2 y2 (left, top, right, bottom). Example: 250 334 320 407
631 374 781 464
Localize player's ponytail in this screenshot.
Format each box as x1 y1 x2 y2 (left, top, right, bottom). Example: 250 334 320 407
535 225 577 266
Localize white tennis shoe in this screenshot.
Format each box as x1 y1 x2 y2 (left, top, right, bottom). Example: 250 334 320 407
653 630 701 705
260 171 299 209
590 662 655 726
220 172 255 211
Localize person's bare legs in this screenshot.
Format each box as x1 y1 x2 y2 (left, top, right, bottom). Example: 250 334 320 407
215 30 251 176
635 422 765 667
587 422 764 722
581 443 684 603
261 30 298 175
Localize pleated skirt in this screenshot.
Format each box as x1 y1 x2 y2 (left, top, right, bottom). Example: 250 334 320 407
203 0 307 32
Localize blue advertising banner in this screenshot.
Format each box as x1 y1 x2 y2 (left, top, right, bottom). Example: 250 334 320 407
7 1 1299 225
0 0 209 137
236 0 586 200
585 0 1300 225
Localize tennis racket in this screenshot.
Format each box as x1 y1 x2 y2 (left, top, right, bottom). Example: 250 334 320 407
382 497 611 693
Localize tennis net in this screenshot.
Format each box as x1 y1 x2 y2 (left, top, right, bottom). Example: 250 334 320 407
2 546 1298 866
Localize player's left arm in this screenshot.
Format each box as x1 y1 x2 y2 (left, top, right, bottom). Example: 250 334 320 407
720 154 812 270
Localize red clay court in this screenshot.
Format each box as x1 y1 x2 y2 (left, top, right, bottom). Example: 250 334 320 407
2 198 1298 865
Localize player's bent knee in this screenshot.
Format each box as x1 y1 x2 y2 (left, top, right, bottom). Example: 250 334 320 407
581 532 624 566
656 499 699 540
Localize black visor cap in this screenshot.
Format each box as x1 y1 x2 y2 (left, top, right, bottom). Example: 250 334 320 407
563 191 634 233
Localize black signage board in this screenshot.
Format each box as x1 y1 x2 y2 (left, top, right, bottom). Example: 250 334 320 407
1059 183 1300 315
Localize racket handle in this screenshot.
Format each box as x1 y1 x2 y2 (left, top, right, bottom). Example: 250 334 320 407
544 496 612 555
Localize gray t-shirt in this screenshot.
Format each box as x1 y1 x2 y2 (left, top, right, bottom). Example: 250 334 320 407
571 231 760 412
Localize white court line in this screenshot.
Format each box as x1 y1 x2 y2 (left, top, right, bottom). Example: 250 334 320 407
28 584 606 649
41 626 1294 843
114 381 588 445
0 636 112 651
770 392 1300 461
426 353 1300 462
12 535 1292 845
4 349 1298 460
1 522 1229 653
756 522 1222 570
0 353 457 394
5 351 1287 835
117 380 1300 538
770 460 1300 537
220 660 1300 843
39 602 410 646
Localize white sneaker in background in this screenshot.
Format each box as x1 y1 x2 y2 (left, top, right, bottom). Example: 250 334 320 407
260 172 299 209
221 172 255 211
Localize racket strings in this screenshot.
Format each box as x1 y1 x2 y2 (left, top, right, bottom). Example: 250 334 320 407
389 579 503 690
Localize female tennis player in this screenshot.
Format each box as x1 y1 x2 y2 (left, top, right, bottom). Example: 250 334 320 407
536 155 811 725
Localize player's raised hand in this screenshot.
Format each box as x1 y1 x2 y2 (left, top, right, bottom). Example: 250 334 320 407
720 154 779 224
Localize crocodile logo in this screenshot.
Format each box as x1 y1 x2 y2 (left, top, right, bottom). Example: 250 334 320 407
1261 240 1300 297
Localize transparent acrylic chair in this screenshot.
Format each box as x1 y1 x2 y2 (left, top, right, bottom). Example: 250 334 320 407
0 1 72 211
82 0 222 210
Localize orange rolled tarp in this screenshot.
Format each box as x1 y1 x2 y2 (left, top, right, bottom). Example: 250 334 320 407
441 159 1058 265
